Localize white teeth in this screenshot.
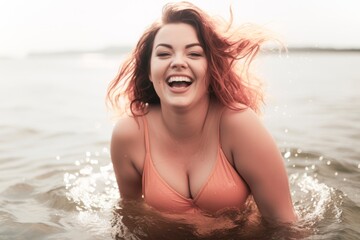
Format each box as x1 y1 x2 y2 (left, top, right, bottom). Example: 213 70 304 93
167 76 192 83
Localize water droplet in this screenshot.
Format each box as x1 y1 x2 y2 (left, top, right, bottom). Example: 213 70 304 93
284 129 288 133
284 151 291 158
75 160 80 166
334 172 338 176
343 178 347 181
297 149 302 154
319 156 323 161
311 165 315 170
292 164 296 168
326 161 331 165
358 164 360 168
305 167 309 171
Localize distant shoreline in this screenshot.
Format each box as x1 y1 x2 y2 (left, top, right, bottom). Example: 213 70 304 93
29 46 360 56
1 46 360 59
284 47 360 53
27 46 133 58
30 46 360 56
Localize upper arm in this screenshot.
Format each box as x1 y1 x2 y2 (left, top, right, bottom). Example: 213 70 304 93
110 117 143 200
223 108 297 223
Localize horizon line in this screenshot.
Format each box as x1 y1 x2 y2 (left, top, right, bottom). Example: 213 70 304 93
1 45 360 59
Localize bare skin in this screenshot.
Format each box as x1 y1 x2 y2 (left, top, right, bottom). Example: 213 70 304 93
110 23 297 223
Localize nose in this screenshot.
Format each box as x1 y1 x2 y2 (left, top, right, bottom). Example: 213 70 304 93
170 54 188 69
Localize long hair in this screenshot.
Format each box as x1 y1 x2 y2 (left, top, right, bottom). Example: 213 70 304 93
107 2 273 116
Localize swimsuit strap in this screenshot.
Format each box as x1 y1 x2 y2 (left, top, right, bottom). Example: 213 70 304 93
141 115 151 154
217 106 227 144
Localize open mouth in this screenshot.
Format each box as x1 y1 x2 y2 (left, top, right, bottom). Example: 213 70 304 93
167 76 193 88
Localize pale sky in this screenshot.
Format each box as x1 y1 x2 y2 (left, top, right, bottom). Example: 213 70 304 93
1 0 359 57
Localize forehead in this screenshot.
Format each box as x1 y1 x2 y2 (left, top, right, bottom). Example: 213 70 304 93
153 23 200 46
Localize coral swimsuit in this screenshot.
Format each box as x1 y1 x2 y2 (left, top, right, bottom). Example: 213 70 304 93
141 116 250 214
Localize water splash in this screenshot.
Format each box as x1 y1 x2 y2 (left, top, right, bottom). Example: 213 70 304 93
62 151 119 238
289 173 343 226
63 152 118 211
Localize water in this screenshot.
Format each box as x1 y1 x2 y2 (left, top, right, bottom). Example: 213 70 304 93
0 51 359 239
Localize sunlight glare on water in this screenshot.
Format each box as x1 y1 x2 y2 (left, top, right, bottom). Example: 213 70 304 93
62 150 119 238
64 151 118 211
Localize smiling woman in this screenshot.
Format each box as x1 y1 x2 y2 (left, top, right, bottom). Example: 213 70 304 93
150 23 208 109
106 1 297 237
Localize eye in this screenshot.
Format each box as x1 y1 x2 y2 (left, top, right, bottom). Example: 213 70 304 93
188 51 204 58
156 52 171 58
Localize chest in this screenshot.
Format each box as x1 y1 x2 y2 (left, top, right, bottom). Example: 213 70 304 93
152 135 219 199
142 136 250 213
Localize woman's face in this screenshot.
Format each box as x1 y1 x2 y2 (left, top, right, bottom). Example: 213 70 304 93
149 23 209 109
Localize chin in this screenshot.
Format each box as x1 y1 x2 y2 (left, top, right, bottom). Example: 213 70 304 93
162 98 194 109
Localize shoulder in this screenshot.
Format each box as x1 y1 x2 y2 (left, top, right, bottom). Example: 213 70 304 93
220 104 283 175
111 115 144 144
110 114 146 174
220 104 262 136
111 115 145 163
220 104 276 161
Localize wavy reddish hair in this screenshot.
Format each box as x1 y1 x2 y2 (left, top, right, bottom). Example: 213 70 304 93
107 1 272 116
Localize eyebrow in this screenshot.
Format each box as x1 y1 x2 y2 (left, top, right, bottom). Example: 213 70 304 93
155 43 202 49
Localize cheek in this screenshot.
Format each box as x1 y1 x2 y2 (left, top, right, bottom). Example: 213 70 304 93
198 60 208 74
200 63 209 81
150 64 170 87
149 60 162 80
149 66 164 88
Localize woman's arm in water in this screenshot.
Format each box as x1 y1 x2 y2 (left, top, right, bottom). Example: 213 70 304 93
222 108 297 223
110 117 143 200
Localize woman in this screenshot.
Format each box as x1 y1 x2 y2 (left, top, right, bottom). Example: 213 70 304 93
107 2 297 224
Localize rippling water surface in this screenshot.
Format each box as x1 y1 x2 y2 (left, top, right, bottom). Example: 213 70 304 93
0 52 359 239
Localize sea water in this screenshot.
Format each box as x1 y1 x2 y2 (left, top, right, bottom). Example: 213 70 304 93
0 51 359 239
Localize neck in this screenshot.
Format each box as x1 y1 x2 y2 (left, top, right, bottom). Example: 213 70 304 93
160 97 211 140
